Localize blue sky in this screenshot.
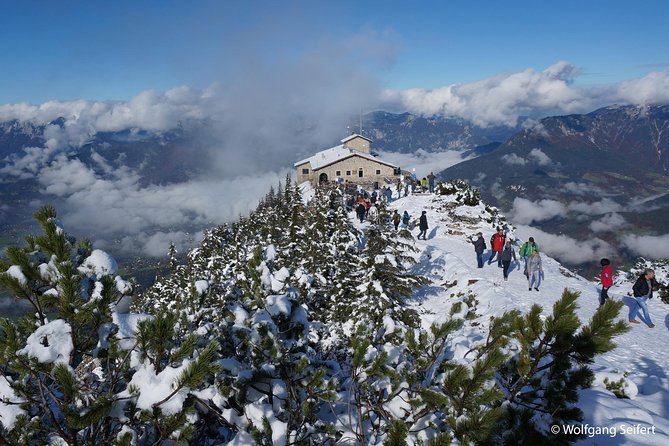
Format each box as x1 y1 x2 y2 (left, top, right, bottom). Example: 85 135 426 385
0 0 667 104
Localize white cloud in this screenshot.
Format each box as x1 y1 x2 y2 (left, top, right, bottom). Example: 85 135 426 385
615 71 669 105
510 197 566 224
589 213 628 233
515 224 614 264
383 61 669 127
376 149 466 179
563 182 601 196
527 148 552 166
501 153 527 166
621 233 669 260
567 198 622 215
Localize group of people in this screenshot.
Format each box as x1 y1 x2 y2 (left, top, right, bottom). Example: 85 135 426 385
600 259 658 329
391 210 429 239
396 171 436 198
470 229 543 290
469 228 659 329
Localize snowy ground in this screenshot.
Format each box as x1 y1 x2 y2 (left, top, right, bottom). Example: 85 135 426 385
356 192 669 446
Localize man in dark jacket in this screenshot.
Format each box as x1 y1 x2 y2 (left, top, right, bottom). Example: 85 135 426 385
417 211 428 240
427 172 436 193
471 232 486 268
629 269 657 328
500 240 518 281
356 202 366 223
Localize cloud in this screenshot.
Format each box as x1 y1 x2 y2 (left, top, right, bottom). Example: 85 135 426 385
515 224 614 264
614 71 669 105
589 213 628 233
567 198 621 215
510 197 566 224
0 30 393 257
376 149 466 179
382 62 669 127
501 153 527 166
621 233 669 260
527 148 552 165
563 182 602 196
36 154 288 257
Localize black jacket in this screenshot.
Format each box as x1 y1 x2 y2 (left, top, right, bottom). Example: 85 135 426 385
419 214 428 230
473 237 486 254
633 275 657 298
501 246 517 262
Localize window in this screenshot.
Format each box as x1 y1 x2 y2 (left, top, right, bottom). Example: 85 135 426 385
376 169 381 175
302 168 309 174
346 170 351 176
336 170 341 176
358 170 364 178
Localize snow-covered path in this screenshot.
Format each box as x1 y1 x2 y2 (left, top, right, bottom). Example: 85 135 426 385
371 193 669 445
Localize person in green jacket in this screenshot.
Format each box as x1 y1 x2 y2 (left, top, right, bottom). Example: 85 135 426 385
519 237 539 276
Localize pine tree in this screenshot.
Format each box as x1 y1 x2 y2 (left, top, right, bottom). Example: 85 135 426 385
495 289 629 445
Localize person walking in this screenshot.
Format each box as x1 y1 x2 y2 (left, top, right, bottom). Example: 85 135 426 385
392 210 401 230
367 204 379 224
519 237 539 276
417 211 428 240
356 202 366 223
599 258 613 306
385 186 393 203
488 228 506 267
500 240 518 281
526 251 543 291
401 211 410 230
470 232 487 268
629 269 657 328
427 172 435 193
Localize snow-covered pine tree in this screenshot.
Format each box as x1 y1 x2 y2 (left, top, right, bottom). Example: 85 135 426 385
495 289 629 445
0 206 221 445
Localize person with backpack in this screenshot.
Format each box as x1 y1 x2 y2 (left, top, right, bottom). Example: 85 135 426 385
519 237 539 276
401 211 410 230
392 210 401 230
629 269 657 328
469 232 486 268
526 251 543 291
488 228 506 267
367 204 379 224
356 202 366 223
417 211 428 240
599 258 613 306
500 240 518 281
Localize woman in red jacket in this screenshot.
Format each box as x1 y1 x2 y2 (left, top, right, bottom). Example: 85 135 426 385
600 258 613 306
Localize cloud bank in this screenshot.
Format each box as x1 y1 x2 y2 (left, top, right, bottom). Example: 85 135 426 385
515 224 614 264
383 61 669 127
621 234 669 260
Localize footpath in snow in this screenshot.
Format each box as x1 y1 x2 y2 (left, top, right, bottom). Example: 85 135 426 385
355 192 669 446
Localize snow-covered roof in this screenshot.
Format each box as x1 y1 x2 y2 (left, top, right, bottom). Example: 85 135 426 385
294 144 397 170
341 133 372 143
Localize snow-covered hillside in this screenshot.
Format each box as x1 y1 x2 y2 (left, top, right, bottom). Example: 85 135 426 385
384 192 669 445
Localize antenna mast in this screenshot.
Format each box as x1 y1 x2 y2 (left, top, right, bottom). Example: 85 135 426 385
359 108 363 135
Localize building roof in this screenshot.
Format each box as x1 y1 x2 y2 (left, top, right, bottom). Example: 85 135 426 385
341 133 372 143
294 144 397 170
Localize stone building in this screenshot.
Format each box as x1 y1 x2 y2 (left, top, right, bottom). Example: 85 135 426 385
294 134 400 187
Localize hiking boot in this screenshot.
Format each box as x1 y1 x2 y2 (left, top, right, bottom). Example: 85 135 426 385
628 319 640 324
528 287 532 291
534 287 539 291
648 324 655 328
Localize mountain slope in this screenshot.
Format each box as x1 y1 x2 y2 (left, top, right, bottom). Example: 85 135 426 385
388 192 669 445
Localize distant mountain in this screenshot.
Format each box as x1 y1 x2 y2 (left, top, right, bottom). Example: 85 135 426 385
440 104 669 266
358 111 519 152
502 104 669 172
